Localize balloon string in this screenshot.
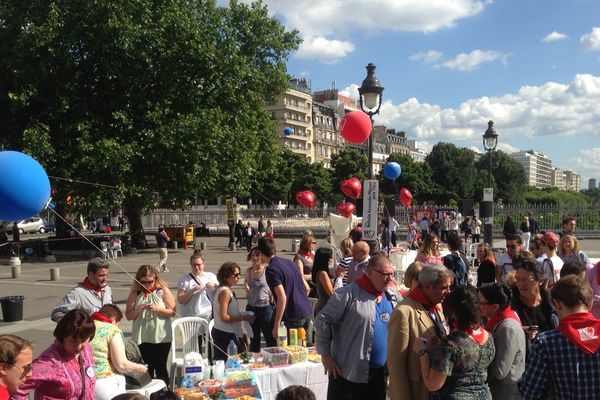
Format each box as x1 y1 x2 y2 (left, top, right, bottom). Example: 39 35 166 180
48 175 119 189
46 207 228 359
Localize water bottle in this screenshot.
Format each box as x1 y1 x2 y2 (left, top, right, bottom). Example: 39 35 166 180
277 322 288 347
225 340 239 369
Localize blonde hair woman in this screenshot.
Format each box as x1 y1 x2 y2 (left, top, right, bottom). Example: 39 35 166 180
415 234 443 265
558 234 591 266
125 265 176 385
294 232 316 282
403 261 423 292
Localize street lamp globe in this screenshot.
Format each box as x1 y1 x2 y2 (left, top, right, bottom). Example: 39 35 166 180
483 120 498 151
358 63 384 113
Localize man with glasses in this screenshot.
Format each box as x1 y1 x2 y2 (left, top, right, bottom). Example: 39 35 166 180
0 334 33 399
315 254 401 400
496 234 523 283
387 264 452 400
51 257 112 322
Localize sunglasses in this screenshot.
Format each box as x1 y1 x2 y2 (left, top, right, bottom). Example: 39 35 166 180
506 244 518 249
232 273 240 278
11 363 32 378
140 279 154 284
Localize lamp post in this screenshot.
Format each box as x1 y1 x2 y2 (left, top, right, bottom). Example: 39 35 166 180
482 120 498 247
358 64 384 253
358 63 384 179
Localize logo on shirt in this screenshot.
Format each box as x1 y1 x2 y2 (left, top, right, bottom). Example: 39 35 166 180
380 313 390 323
578 327 598 341
86 366 95 378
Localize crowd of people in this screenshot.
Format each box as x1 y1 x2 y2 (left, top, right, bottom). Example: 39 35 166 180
2 214 599 400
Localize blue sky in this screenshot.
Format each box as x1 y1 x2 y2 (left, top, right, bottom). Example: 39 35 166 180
245 0 600 186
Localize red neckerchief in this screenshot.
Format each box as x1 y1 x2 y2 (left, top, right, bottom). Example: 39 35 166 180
91 312 112 324
557 312 600 354
356 275 382 297
466 325 486 344
0 383 9 400
484 306 521 332
81 277 106 293
298 249 313 259
407 286 433 306
142 284 158 296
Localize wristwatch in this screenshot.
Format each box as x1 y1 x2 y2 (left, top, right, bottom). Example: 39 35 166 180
418 348 429 357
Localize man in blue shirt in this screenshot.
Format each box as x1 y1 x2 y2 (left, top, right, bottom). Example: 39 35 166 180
257 237 312 342
315 254 401 400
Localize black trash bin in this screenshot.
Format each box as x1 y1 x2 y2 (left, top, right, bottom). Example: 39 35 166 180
1 296 24 322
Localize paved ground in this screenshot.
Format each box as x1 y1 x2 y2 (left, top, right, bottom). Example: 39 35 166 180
1 236 600 358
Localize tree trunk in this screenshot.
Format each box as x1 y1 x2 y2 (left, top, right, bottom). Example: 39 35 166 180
127 207 148 249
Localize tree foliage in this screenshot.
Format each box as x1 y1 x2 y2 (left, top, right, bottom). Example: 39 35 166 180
0 0 300 238
329 147 368 204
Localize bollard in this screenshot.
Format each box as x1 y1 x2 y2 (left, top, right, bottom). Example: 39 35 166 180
200 242 207 251
229 242 236 251
8 256 21 267
291 239 299 253
11 265 21 279
50 267 60 281
172 241 178 250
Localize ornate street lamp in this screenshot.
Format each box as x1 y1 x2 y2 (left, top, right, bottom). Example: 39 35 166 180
482 120 498 246
358 63 384 179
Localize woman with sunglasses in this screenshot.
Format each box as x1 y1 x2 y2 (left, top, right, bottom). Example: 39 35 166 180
244 248 276 352
212 262 255 361
13 309 96 399
125 265 176 385
478 283 525 400
416 234 443 265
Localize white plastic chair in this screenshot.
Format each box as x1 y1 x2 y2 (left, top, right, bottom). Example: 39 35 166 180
307 297 318 345
100 241 111 259
169 317 210 389
111 244 123 258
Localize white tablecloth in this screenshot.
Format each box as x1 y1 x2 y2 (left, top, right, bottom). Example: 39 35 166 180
254 362 328 400
389 250 417 272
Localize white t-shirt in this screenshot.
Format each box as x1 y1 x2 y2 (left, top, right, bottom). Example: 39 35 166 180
177 272 218 318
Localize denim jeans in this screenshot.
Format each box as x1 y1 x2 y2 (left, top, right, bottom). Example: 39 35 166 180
246 304 276 352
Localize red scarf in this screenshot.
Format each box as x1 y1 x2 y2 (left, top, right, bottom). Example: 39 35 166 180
298 249 314 259
81 277 106 293
407 286 433 306
484 306 521 332
557 312 600 354
91 312 112 324
142 284 158 296
466 326 486 344
356 275 382 297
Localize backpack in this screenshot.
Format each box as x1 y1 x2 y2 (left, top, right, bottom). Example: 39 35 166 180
123 338 152 389
542 258 555 285
444 252 470 287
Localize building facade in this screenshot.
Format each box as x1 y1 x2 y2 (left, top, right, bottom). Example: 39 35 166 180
265 78 314 161
589 178 597 189
551 168 566 190
312 102 343 168
510 150 553 188
564 170 580 192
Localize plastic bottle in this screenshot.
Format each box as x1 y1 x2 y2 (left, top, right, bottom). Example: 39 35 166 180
225 340 239 369
277 322 288 347
183 352 204 385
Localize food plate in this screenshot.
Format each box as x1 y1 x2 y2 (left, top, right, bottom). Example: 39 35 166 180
247 362 269 371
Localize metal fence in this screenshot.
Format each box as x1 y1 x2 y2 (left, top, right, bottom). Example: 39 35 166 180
143 203 600 235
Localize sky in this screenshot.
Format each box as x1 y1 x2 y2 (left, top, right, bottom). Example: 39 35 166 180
239 0 600 186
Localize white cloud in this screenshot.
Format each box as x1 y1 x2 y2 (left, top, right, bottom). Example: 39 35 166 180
581 27 600 51
439 49 509 71
409 50 443 63
574 148 600 183
542 31 567 43
237 0 491 62
295 36 355 63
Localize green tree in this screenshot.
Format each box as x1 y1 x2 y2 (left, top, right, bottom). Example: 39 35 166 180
425 142 479 202
0 0 300 242
288 155 332 207
378 153 436 203
329 147 368 204
475 150 528 204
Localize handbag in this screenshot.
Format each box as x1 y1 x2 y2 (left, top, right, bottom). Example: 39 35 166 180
123 338 153 389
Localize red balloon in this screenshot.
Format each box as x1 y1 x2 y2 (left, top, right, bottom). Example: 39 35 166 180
341 178 362 199
336 202 355 218
295 190 315 208
339 111 372 144
399 188 413 207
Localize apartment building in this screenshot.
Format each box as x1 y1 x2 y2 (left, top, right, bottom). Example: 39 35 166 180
312 102 344 168
510 150 552 188
564 170 580 192
265 78 314 161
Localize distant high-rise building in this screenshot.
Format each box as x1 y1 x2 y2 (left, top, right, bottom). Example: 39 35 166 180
589 178 597 189
510 150 552 188
551 168 566 190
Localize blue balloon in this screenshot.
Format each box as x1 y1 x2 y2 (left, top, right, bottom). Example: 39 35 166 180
0 151 51 221
383 162 402 180
283 127 292 136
